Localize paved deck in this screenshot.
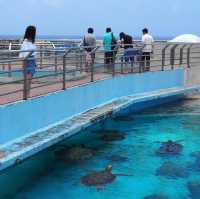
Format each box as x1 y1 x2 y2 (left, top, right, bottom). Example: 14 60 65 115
0 64 181 105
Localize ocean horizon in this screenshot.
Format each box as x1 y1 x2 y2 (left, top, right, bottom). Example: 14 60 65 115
0 35 173 41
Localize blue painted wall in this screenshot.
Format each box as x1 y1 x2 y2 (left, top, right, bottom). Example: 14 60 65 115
0 69 184 144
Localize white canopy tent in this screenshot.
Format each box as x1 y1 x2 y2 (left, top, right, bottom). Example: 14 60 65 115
169 34 200 43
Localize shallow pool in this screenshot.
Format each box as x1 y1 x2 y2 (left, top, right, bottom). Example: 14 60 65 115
13 96 200 199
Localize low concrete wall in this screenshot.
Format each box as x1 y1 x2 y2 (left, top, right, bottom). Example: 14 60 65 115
0 69 184 144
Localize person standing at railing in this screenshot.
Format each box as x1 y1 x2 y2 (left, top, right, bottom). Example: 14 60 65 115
19 26 37 98
103 27 118 72
82 27 96 72
141 28 154 71
119 32 135 72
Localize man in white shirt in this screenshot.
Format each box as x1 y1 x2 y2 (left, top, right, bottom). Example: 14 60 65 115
141 28 154 71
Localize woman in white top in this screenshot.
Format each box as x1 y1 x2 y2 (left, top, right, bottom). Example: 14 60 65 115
19 26 37 98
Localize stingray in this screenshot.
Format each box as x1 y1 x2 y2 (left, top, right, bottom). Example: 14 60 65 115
188 158 200 172
55 145 96 162
187 181 200 199
81 165 131 189
143 194 170 199
101 130 126 142
106 155 128 163
188 152 200 172
188 151 200 171
191 151 200 159
156 162 189 179
155 140 183 156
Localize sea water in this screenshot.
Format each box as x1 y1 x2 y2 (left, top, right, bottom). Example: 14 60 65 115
13 97 200 199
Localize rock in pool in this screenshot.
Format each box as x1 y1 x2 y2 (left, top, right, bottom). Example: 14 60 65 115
144 194 170 199
106 155 128 163
55 145 96 162
156 161 189 179
187 181 200 199
188 158 200 172
191 151 200 159
101 130 126 142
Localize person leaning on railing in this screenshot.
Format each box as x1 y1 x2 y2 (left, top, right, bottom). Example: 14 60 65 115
103 27 118 72
82 27 96 72
119 32 135 72
141 28 154 71
19 25 37 98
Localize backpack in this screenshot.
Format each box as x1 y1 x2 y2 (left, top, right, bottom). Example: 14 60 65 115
111 33 118 55
83 37 92 52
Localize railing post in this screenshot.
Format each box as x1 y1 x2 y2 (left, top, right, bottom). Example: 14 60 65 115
112 47 118 77
40 45 43 68
162 44 170 71
121 58 124 74
8 53 11 77
80 49 83 72
162 48 165 71
187 45 192 68
131 59 134 73
23 59 28 100
8 42 12 76
170 49 174 70
75 49 78 69
170 44 178 70
138 50 143 73
139 55 142 73
179 45 186 66
55 51 58 72
179 47 183 65
63 52 66 90
112 56 115 77
91 60 94 82
90 46 99 82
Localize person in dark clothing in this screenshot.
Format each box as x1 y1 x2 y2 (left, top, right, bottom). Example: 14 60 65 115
120 32 136 71
120 32 133 49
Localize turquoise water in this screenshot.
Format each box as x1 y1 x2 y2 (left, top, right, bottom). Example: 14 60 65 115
13 97 200 199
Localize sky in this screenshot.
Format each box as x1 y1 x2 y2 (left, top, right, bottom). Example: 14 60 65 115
0 0 199 38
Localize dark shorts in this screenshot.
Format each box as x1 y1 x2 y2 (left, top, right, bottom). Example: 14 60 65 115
25 59 37 75
105 51 114 64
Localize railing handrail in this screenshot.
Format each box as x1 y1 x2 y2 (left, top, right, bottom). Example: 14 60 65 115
0 42 199 55
0 40 199 105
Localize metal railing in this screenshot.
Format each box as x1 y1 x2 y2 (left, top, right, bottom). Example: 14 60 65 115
0 41 200 105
